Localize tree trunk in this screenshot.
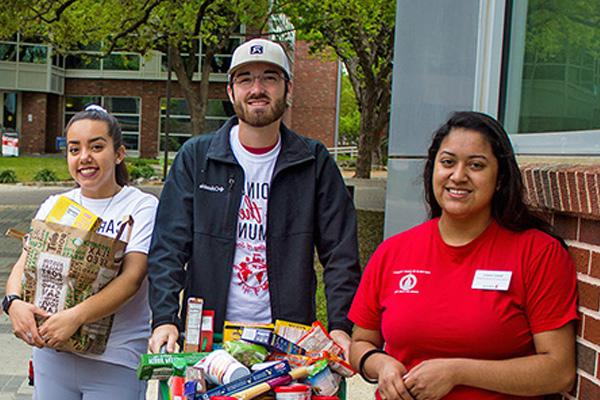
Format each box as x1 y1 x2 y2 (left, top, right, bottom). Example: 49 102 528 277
354 83 390 178
371 120 389 167
355 102 375 178
170 46 206 136
195 48 216 135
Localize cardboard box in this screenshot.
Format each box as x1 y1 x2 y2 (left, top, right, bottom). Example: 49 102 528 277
183 298 204 353
136 352 208 380
223 321 274 343
241 328 306 355
46 196 101 231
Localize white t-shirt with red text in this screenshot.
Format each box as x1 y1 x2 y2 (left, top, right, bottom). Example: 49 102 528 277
225 125 281 323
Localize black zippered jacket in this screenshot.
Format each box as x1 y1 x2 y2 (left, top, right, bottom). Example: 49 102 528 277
148 117 360 335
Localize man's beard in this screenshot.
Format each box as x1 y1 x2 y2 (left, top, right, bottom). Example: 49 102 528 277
233 93 287 128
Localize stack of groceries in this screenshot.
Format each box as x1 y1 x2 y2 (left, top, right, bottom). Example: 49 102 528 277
137 298 354 400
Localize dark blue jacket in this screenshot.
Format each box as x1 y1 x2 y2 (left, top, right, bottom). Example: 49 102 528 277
148 117 360 335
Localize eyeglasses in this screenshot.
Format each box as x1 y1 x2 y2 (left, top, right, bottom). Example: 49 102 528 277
232 72 286 88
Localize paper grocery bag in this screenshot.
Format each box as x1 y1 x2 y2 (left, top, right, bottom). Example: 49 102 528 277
21 217 132 354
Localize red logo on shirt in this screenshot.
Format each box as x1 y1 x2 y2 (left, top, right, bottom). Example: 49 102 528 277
233 252 269 295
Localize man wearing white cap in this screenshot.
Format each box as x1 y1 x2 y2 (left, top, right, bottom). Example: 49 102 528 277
147 38 360 356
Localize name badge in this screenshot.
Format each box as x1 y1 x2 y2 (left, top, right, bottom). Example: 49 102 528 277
471 270 512 291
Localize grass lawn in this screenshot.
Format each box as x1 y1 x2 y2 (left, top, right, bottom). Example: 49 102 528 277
0 155 71 182
315 210 384 325
0 155 161 183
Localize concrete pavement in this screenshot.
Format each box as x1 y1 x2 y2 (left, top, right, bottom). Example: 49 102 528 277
0 179 383 399
0 204 36 400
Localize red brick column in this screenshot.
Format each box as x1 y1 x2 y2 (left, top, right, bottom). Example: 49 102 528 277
290 41 338 146
521 163 600 399
20 92 48 154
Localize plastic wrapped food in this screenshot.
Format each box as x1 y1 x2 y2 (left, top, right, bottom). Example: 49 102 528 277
223 340 269 367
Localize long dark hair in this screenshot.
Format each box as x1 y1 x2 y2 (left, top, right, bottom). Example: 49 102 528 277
64 105 129 186
423 111 558 238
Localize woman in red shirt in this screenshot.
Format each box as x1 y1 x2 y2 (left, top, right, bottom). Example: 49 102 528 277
349 111 577 400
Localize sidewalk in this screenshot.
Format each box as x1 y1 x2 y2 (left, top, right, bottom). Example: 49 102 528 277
0 314 33 400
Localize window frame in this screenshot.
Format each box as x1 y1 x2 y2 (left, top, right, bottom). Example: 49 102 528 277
477 0 600 155
63 95 142 156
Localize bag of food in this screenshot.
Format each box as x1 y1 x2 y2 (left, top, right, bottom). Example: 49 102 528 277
21 216 132 354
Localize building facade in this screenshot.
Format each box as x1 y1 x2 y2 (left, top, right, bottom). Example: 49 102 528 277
387 1 600 398
0 36 339 158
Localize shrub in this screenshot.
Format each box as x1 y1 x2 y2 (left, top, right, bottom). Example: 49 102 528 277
129 164 156 180
33 168 59 182
0 169 18 183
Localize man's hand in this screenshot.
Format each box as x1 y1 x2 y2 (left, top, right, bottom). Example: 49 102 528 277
8 300 48 348
149 324 179 353
330 329 351 360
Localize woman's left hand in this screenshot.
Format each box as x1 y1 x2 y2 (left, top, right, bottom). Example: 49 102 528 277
38 308 83 348
403 359 458 400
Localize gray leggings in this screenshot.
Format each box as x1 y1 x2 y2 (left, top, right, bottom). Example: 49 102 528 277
32 348 147 400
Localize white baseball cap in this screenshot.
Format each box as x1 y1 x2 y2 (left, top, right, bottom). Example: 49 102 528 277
228 38 291 79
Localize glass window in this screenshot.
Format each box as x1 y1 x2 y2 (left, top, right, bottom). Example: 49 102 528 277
51 53 65 67
65 96 102 113
19 45 48 64
102 53 140 71
122 134 140 150
0 43 17 62
502 0 600 134
115 115 140 132
160 117 192 135
64 96 141 152
105 97 140 114
160 98 190 115
104 96 141 151
161 53 196 72
3 92 17 130
220 37 243 55
201 55 232 73
159 97 234 152
66 54 101 70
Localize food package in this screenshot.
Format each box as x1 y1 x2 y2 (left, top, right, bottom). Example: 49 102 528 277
22 217 132 354
223 340 269 367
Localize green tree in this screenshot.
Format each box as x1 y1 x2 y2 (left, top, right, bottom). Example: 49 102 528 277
339 73 360 146
0 0 269 137
525 0 600 61
277 0 395 178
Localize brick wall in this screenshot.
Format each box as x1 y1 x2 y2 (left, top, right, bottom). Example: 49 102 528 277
65 79 228 158
290 40 338 147
20 92 48 154
521 163 600 399
17 41 339 157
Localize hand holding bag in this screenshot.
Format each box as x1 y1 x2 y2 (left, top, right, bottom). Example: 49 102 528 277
21 216 133 354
